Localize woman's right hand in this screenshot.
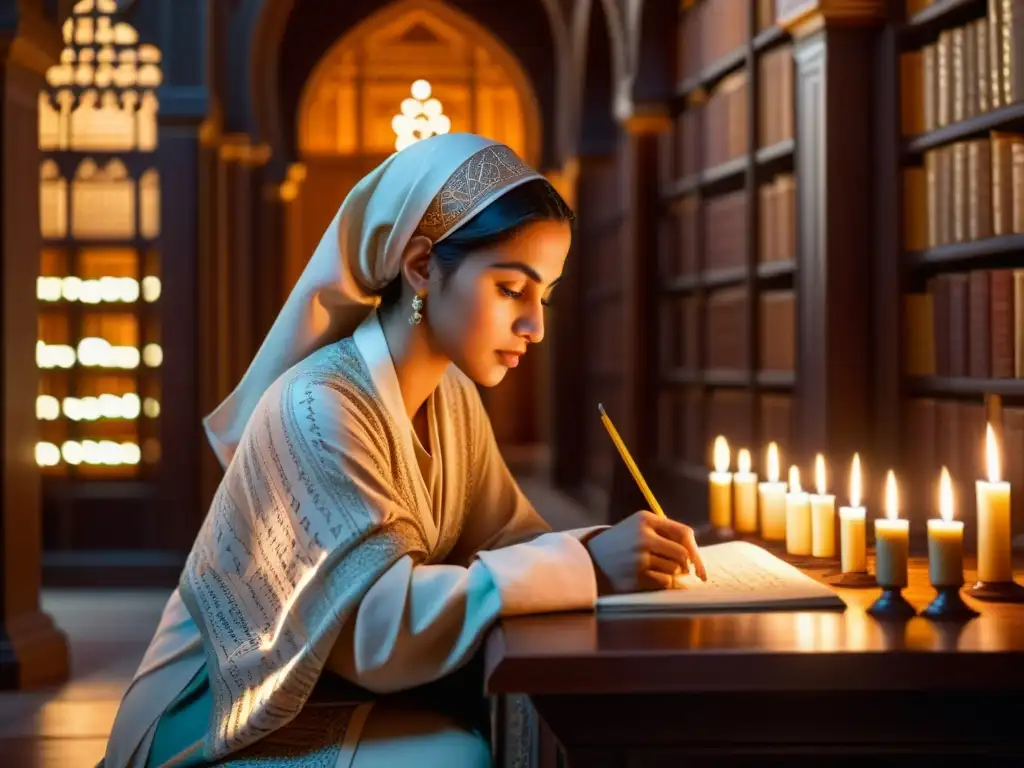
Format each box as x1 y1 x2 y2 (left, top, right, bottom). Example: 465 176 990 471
584 510 707 595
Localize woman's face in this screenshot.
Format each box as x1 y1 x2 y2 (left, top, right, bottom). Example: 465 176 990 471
427 219 571 387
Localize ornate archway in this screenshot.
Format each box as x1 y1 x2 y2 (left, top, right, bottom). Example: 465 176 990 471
284 0 544 290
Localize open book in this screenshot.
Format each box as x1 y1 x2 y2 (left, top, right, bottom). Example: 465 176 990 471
596 540 846 614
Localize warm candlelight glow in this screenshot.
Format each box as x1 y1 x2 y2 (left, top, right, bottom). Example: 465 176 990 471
985 423 1000 482
767 442 780 482
815 454 826 495
850 453 862 507
884 470 898 520
713 436 730 473
738 448 751 474
789 465 801 493
939 466 954 522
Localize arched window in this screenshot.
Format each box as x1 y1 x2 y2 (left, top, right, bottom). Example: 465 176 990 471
36 0 163 480
298 2 539 163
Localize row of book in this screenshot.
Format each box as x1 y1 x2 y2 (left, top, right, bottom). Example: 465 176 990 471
676 0 779 84
673 61 795 178
677 0 749 84
904 397 1024 531
905 268 1024 379
660 174 796 278
656 388 795 470
759 45 794 149
654 287 794 372
659 289 796 374
903 133 1024 251
704 72 749 169
901 1 1023 136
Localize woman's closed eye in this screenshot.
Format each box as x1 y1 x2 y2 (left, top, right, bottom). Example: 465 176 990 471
499 284 554 307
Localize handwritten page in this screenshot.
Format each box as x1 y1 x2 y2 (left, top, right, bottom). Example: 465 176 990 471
596 540 845 613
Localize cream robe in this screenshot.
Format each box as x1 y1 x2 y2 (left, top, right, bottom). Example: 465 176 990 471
103 311 603 767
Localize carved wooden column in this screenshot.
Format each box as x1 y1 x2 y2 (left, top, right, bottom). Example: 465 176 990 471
606 111 672 523
0 1 69 690
549 158 587 493
138 0 213 543
777 0 884 464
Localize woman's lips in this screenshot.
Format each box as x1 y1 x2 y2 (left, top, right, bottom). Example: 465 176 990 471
496 351 522 368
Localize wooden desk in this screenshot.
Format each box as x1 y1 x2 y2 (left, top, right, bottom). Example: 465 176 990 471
485 557 1024 766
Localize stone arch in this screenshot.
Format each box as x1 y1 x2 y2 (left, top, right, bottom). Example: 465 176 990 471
295 0 543 167
572 0 622 155
242 0 572 176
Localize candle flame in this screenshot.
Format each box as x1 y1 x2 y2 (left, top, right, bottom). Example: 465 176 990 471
985 423 1000 483
767 442 780 482
884 470 898 520
815 453 826 495
939 466 954 522
738 448 751 474
713 435 730 473
850 453 862 507
788 465 801 493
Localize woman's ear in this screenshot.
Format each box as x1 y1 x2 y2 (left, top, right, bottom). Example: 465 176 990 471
400 235 433 294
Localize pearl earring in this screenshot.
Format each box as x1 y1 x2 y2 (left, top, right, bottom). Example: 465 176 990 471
409 293 424 325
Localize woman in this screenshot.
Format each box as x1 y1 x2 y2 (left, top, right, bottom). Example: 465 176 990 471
103 133 705 768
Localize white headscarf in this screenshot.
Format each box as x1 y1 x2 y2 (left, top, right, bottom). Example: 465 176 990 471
203 133 546 467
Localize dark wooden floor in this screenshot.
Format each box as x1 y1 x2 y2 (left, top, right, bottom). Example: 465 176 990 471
0 473 598 767
0 589 169 767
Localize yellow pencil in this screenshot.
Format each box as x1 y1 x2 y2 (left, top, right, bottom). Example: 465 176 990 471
597 403 666 518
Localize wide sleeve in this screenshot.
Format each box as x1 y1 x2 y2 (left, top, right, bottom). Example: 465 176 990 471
322 382 596 695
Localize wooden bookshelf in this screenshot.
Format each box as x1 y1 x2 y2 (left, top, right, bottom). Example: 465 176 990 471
653 0 796 521
894 0 1024 544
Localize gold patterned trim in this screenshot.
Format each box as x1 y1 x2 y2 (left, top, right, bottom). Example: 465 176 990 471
417 144 542 242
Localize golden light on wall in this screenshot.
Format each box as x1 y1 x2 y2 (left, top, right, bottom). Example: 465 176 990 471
298 3 538 162
37 0 163 475
392 79 451 152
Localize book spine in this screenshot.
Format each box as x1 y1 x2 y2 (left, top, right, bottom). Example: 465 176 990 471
948 274 969 378
990 0 1005 109
969 270 991 378
968 138 994 240
975 18 990 113
991 269 1015 378
992 132 1015 236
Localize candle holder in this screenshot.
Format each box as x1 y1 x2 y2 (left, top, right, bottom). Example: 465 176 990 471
965 579 1024 603
921 585 979 621
828 570 877 589
867 586 917 619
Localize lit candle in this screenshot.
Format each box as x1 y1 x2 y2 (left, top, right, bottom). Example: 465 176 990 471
810 453 836 558
839 453 867 574
976 424 1012 584
733 448 758 534
785 465 812 556
709 436 732 531
874 470 910 588
758 442 786 541
929 466 964 587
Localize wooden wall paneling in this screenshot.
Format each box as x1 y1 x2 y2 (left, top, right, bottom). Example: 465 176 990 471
0 9 70 689
157 123 203 555
791 24 875 473
872 1 903 506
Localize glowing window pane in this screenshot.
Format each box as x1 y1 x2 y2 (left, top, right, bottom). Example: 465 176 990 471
137 92 158 151
70 91 135 151
79 248 137 278
140 169 160 238
38 93 60 149
40 161 68 239
71 160 134 239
